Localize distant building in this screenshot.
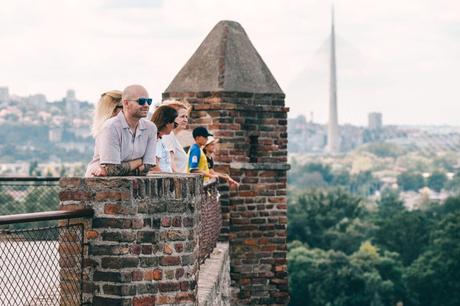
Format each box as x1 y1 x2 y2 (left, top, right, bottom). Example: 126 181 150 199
0 86 9 102
66 89 76 100
64 89 80 116
340 124 364 151
28 94 47 107
49 127 63 142
368 112 383 130
0 162 29 176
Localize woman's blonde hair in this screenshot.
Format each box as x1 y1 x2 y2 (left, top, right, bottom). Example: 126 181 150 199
91 90 122 137
161 99 191 114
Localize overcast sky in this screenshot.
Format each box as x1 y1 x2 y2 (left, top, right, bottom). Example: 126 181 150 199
1 0 459 125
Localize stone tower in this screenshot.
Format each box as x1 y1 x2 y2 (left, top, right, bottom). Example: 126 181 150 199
163 20 290 305
327 7 340 153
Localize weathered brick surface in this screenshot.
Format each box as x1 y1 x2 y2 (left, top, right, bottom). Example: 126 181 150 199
60 175 207 305
163 91 290 305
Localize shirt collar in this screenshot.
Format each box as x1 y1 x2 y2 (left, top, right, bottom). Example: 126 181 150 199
119 111 148 135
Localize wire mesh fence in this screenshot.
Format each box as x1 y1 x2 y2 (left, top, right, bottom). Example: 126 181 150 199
0 177 60 229
0 223 84 306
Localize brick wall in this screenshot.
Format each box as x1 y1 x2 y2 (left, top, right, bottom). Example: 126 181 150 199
59 174 218 305
163 91 290 305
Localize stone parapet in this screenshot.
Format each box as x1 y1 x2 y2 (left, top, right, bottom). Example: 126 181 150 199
197 242 230 306
59 175 205 305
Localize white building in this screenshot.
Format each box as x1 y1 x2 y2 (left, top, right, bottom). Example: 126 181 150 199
368 112 383 130
0 86 9 102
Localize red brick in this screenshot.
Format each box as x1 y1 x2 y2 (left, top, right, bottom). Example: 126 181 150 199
59 178 81 188
133 295 155 306
95 191 130 201
156 295 175 305
160 256 180 266
175 292 195 303
86 230 98 240
161 216 171 227
132 270 144 281
104 203 121 215
175 268 185 279
59 191 92 201
144 269 162 281
163 244 173 255
172 216 182 227
159 282 180 292
174 243 184 253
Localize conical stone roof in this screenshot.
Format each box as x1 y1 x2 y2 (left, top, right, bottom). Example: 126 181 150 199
165 20 283 94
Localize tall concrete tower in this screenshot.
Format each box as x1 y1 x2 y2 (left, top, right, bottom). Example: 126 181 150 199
327 7 340 153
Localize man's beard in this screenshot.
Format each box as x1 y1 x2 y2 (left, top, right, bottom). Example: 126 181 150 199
134 109 148 118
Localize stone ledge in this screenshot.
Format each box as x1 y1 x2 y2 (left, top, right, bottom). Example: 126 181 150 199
229 162 291 171
197 242 230 306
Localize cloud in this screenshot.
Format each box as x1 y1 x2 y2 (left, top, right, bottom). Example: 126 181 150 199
0 0 459 125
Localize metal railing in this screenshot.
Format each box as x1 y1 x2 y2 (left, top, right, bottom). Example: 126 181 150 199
0 177 60 217
199 179 222 263
0 208 93 306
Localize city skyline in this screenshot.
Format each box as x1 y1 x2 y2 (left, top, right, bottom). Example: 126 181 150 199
0 0 459 125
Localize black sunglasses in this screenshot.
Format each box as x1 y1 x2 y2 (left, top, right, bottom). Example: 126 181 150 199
127 98 153 106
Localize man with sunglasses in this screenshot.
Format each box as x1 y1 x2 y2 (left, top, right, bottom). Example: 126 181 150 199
96 84 157 176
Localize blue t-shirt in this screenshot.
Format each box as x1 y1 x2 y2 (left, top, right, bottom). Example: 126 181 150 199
187 143 209 181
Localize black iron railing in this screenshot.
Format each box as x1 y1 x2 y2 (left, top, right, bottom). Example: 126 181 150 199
200 179 221 263
0 208 93 306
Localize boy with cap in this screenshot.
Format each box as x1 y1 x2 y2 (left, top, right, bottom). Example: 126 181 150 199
203 136 240 188
187 126 218 181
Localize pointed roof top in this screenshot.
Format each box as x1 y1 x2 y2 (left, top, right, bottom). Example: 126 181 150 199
165 20 283 94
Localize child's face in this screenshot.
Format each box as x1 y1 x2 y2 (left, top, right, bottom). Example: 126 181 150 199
205 143 216 153
196 136 208 146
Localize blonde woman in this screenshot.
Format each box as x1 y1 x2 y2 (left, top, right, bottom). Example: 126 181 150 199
91 90 123 138
85 90 143 177
160 100 191 173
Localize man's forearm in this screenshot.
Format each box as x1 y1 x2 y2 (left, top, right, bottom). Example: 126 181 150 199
139 164 153 175
103 163 153 176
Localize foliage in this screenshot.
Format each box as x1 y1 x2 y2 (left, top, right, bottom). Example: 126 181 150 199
0 186 59 228
427 171 447 192
288 163 381 197
362 142 404 158
288 191 373 254
288 241 406 306
404 212 460 306
397 172 425 191
288 188 460 306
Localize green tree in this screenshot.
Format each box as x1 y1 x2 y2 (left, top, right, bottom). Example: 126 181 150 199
288 191 371 254
397 172 425 191
0 186 18 215
445 171 460 192
374 210 431 266
288 241 407 306
404 212 460 306
22 187 59 213
427 171 447 192
364 142 403 158
349 171 381 195
376 190 405 219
